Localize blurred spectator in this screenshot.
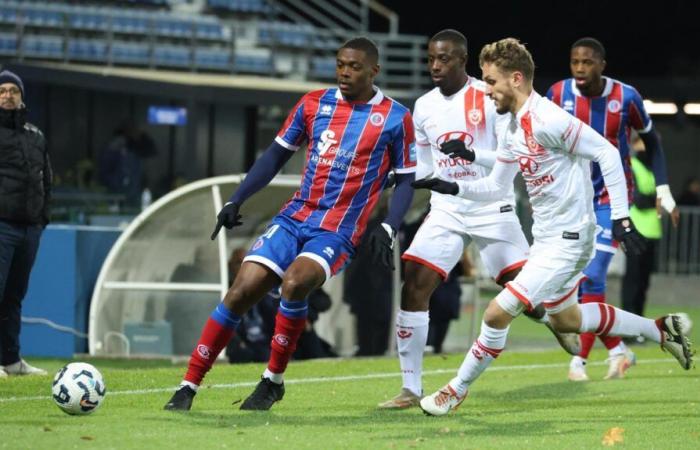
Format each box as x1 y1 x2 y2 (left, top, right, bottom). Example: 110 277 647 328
621 134 671 334
98 120 156 207
0 70 50 376
678 176 700 206
344 213 393 356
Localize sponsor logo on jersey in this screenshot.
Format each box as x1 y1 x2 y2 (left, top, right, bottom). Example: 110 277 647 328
518 156 540 175
323 246 335 258
436 131 474 147
370 112 385 126
607 100 621 113
563 100 574 111
197 344 211 359
468 108 483 126
320 104 332 115
317 129 339 155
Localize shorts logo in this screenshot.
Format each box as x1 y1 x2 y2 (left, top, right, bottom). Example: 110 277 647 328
252 238 264 251
518 156 539 175
197 344 211 359
500 205 513 213
273 334 289 347
370 112 385 126
608 100 621 113
436 131 474 147
468 108 482 126
323 246 335 258
397 329 413 339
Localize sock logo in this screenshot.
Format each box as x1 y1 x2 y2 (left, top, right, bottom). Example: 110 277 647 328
471 346 484 361
273 334 289 347
397 328 413 339
197 344 211 359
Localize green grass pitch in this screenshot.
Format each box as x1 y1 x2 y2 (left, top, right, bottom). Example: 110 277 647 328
2 305 698 449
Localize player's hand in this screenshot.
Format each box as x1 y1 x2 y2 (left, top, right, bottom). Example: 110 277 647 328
439 139 475 162
367 223 396 270
612 217 646 256
411 177 459 195
210 202 243 240
655 184 680 228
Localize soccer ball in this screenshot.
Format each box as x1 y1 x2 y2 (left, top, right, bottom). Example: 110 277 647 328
51 362 106 415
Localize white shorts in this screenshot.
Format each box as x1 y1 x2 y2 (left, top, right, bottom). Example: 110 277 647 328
402 208 529 282
496 226 596 316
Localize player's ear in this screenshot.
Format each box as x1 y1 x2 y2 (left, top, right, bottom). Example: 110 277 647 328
601 59 607 72
371 63 380 78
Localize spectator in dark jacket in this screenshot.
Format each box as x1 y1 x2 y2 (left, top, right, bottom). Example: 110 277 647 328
0 70 51 377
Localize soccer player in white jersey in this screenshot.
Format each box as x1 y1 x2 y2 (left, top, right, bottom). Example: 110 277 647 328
412 38 694 416
378 29 579 410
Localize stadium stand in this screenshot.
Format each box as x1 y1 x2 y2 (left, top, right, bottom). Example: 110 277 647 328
0 0 430 94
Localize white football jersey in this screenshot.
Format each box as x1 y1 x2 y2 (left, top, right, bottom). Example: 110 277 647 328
413 77 515 219
494 92 629 239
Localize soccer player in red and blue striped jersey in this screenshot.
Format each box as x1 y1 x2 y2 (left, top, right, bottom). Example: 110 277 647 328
547 37 679 381
164 37 416 411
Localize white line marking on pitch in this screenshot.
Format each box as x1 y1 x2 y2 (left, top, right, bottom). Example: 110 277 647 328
0 358 678 403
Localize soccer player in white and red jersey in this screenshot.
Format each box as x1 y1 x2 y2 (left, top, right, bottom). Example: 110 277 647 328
547 37 679 381
378 29 579 410
413 38 693 416
164 37 416 411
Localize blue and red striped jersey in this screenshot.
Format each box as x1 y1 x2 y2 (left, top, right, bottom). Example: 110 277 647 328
274 87 416 246
546 77 652 206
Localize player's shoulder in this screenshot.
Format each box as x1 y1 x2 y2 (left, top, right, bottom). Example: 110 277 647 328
607 77 643 100
413 87 442 114
548 78 569 95
530 94 572 134
468 77 489 93
300 88 335 106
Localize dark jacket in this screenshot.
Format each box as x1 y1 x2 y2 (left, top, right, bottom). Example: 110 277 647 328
0 108 51 225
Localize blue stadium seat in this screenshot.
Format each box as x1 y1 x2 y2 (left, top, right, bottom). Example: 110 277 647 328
112 15 150 35
153 45 191 68
0 5 18 24
207 0 271 14
194 47 231 70
67 39 108 62
310 57 336 79
196 22 226 41
111 41 150 65
69 12 109 31
22 8 64 28
23 35 64 60
154 18 193 38
234 53 273 75
0 32 18 56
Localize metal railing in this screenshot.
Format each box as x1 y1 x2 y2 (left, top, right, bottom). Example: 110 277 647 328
657 206 700 274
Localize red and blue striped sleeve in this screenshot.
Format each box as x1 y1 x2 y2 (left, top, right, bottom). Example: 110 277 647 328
390 109 416 174
275 95 308 150
627 87 652 133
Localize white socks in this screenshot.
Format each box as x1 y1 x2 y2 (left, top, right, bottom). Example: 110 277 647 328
579 303 662 343
180 380 199 392
396 309 430 397
263 368 284 384
450 322 509 397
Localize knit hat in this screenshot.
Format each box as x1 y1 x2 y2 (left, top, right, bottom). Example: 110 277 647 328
0 70 24 99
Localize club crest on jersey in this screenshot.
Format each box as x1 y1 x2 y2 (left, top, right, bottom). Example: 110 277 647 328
518 156 540 175
370 112 385 126
436 131 474 147
468 108 482 126
525 135 545 154
607 100 621 113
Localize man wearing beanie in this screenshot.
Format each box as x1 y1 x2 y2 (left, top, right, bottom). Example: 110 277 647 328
0 69 51 377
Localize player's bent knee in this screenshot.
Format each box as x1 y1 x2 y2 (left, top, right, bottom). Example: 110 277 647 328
548 306 581 333
483 299 514 329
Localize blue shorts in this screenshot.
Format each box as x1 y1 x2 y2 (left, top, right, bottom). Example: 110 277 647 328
244 214 354 281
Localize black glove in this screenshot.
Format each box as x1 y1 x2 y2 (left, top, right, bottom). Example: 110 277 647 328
411 178 459 195
612 217 646 256
367 223 396 270
210 202 243 240
439 139 475 162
